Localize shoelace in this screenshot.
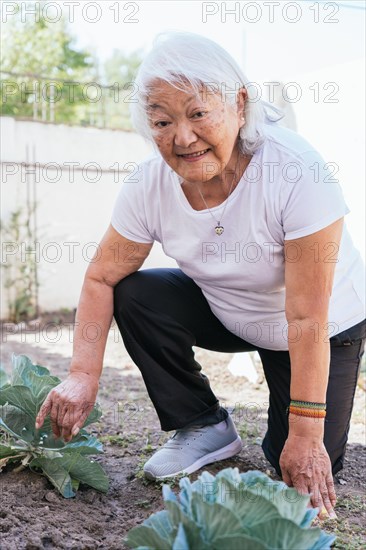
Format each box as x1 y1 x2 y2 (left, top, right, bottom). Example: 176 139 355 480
164 426 207 449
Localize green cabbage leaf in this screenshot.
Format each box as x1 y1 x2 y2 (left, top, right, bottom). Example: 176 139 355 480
125 468 336 549
0 354 108 498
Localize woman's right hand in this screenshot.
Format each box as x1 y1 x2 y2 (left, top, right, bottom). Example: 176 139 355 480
35 372 99 442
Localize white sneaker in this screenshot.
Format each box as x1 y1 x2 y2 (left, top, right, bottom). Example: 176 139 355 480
143 415 242 480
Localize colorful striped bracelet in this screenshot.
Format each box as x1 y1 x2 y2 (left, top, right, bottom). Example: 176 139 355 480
288 406 326 418
290 400 327 409
286 399 326 418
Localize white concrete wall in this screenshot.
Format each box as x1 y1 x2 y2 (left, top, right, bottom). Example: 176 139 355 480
1 117 178 318
284 59 365 261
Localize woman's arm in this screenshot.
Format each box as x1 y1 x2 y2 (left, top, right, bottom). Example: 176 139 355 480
35 224 153 441
280 217 344 518
69 224 153 379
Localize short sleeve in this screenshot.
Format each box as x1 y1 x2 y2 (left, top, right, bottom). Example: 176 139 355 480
110 166 155 244
281 150 351 240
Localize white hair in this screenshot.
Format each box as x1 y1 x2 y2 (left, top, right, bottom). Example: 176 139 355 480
130 31 285 155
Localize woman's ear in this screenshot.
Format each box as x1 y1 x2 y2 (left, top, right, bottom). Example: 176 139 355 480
237 87 247 126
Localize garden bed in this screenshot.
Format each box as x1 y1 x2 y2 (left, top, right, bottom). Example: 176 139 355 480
1 318 365 549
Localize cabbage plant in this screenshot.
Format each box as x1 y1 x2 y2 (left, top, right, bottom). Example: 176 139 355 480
0 354 108 498
125 468 335 549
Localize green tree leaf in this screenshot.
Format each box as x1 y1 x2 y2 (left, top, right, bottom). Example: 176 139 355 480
1 8 95 123
103 48 142 86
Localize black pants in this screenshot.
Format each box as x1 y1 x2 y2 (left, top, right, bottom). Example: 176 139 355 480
113 267 366 477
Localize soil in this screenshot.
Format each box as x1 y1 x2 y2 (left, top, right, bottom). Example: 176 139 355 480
0 315 365 550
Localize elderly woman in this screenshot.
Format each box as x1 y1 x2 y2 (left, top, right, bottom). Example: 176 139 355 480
36 32 365 520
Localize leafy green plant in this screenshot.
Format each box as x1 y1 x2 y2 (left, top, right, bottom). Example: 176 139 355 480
0 354 109 498
1 208 39 323
125 468 336 549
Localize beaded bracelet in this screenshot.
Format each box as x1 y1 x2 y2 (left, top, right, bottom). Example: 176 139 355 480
286 399 327 418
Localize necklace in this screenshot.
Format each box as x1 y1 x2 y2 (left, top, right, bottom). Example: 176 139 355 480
196 150 242 236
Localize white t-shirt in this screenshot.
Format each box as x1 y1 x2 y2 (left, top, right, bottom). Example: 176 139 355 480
111 123 365 351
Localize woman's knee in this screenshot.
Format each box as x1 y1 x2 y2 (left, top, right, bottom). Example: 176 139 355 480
113 271 143 316
113 268 178 316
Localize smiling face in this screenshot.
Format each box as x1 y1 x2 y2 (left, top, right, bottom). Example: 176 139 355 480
146 80 246 185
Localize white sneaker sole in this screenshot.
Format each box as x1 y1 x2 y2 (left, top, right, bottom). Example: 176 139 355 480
144 435 243 480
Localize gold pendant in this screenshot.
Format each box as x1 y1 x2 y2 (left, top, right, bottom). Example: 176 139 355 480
215 224 224 235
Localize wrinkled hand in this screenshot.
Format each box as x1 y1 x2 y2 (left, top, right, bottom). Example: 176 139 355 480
35 373 99 442
280 435 337 520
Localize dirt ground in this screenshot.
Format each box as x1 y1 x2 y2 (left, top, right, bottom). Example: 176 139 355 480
0 314 365 549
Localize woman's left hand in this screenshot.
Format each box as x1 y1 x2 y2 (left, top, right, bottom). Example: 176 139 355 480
279 434 337 520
